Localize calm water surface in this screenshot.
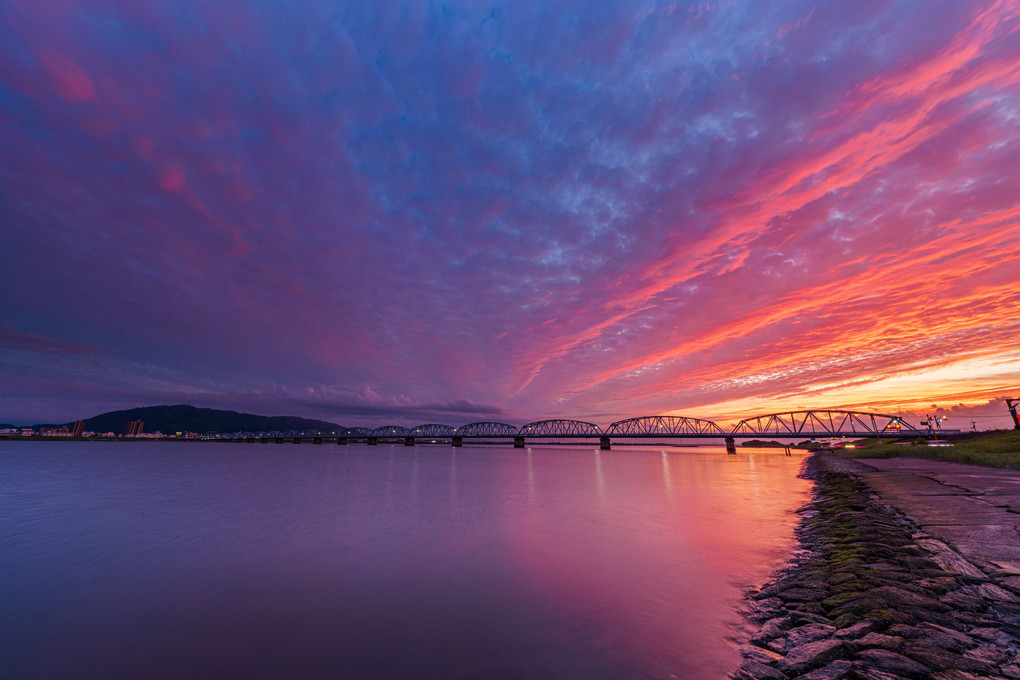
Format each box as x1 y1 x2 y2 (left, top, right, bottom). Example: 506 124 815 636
0 441 810 679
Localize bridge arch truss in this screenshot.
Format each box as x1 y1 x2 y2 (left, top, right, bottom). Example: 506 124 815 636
371 425 411 438
606 415 725 437
456 421 519 438
731 410 912 438
519 419 603 437
410 424 456 438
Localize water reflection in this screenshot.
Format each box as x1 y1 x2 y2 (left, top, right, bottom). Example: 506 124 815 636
0 442 809 680
449 449 458 501
661 450 672 494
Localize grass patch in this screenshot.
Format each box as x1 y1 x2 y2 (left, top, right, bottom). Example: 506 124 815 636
836 430 1020 469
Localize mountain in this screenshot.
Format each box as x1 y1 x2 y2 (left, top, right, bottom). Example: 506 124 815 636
70 405 343 435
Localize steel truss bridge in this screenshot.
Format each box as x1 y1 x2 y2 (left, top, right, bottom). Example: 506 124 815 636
223 409 950 450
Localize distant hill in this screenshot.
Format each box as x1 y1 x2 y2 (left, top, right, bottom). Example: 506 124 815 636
67 405 343 435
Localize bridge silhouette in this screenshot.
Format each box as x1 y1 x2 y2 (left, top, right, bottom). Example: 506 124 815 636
226 409 948 451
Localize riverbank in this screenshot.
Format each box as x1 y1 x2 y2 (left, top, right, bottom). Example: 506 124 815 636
734 453 1020 679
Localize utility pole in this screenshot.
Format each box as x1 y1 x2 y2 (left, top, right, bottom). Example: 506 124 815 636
1007 398 1020 431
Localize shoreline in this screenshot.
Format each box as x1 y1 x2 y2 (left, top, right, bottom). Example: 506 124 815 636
733 453 1020 679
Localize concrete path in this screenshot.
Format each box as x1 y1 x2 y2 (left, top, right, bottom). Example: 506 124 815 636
852 457 1020 573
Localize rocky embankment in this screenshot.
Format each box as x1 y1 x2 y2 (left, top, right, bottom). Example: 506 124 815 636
734 454 1020 680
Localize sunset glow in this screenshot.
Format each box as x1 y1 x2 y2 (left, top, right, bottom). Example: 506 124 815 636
1 1 1018 428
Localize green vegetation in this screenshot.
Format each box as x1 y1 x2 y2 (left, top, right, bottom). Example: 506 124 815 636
836 429 1020 469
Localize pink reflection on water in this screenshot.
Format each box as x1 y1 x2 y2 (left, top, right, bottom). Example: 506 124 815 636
501 446 810 678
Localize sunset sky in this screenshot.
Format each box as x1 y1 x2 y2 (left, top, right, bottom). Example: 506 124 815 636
2 0 1019 429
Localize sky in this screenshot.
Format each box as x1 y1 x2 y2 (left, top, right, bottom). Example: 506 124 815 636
2 0 1019 429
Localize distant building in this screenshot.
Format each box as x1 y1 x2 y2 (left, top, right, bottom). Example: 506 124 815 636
125 420 145 436
71 420 86 437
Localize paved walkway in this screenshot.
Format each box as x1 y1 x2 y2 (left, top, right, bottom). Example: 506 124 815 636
852 457 1020 572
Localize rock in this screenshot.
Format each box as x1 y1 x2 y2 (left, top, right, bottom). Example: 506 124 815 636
961 642 1010 666
740 644 785 665
833 620 876 639
780 588 829 603
915 622 976 651
868 585 950 612
976 581 1020 602
855 668 913 680
955 582 1020 603
915 576 959 593
778 639 852 676
752 617 791 645
787 610 831 626
855 633 905 650
969 626 1016 646
885 624 919 638
932 671 984 680
940 590 986 612
991 601 1020 623
1002 663 1020 679
754 596 786 611
782 624 837 649
901 644 990 675
793 659 854 680
856 649 931 677
898 605 959 628
751 597 787 620
914 538 986 578
732 659 790 680
789 601 828 616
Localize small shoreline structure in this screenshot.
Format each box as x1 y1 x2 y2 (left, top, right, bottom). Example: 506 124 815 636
733 453 1020 680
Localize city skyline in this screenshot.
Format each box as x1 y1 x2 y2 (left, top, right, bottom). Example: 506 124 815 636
2 0 1019 429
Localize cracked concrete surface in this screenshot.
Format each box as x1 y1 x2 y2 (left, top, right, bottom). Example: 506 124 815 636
851 457 1020 570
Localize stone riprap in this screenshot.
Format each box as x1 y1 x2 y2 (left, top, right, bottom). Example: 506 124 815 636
733 454 1020 680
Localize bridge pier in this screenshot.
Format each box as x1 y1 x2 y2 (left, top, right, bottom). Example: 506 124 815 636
725 437 736 454
313 436 323 444
368 437 378 446
452 436 462 447
337 437 347 445
600 437 611 451
293 437 302 444
275 437 284 444
404 436 415 446
514 436 525 448
261 438 269 443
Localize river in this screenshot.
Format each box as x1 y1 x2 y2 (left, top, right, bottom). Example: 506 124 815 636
0 441 810 679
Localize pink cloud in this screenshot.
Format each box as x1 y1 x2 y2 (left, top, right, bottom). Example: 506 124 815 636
39 49 96 102
159 166 186 192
